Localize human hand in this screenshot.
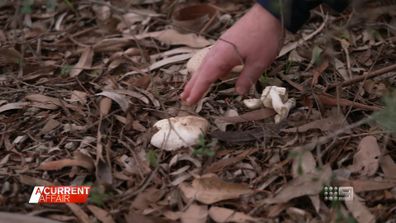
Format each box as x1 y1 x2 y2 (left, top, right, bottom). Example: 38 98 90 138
181 3 283 105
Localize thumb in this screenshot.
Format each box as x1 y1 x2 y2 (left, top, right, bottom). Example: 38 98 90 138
235 63 265 95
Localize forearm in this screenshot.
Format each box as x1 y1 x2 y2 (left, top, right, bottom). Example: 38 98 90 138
256 0 350 32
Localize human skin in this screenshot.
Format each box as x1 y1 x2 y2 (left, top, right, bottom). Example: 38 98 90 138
181 3 284 105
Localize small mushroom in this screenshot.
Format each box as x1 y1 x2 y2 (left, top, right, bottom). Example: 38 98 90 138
150 116 209 151
260 86 295 123
242 98 262 109
186 46 243 80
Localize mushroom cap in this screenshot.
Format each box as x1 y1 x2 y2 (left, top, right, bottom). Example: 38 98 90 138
150 116 209 151
243 98 263 109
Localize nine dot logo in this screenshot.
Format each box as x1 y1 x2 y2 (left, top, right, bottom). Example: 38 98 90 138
323 186 354 201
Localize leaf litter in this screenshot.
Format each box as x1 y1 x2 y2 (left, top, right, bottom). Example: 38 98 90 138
0 1 395 223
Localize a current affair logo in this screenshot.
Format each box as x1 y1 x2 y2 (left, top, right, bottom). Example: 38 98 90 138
29 186 91 203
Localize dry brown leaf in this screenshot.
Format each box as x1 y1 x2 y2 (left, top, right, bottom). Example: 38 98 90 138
179 174 252 204
214 108 275 124
123 53 192 76
19 175 54 186
66 203 92 223
68 90 88 104
291 151 316 177
38 152 94 171
40 118 61 135
0 212 61 223
204 148 258 173
283 112 345 133
87 205 115 223
213 109 238 131
349 136 381 176
25 94 66 110
125 212 167 223
135 29 213 48
345 195 375 223
131 187 161 210
97 91 129 112
381 155 396 179
291 151 320 212
0 102 29 113
172 4 219 34
208 206 258 223
211 124 281 144
336 179 396 193
99 97 112 116
180 204 208 223
70 47 94 77
112 89 150 104
0 47 22 64
263 165 331 204
311 59 329 86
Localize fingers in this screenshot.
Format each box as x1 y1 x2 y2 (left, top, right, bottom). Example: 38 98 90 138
182 59 233 105
181 44 240 105
235 63 265 95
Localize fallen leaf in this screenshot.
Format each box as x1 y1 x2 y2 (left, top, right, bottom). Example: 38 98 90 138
0 102 29 113
135 29 213 48
40 118 61 135
263 165 332 204
87 205 115 223
211 124 282 144
291 151 316 177
38 152 94 171
213 109 238 131
0 212 61 223
131 187 161 211
123 53 192 76
70 47 94 77
97 91 130 112
68 90 88 104
66 203 92 223
204 148 258 173
349 136 381 176
336 179 396 193
283 112 345 133
99 97 112 116
179 174 252 204
125 212 167 223
0 47 23 64
311 59 329 86
291 151 320 212
381 155 396 179
172 4 219 34
345 194 375 223
25 94 63 109
19 175 54 186
180 204 208 223
208 206 258 223
214 108 275 124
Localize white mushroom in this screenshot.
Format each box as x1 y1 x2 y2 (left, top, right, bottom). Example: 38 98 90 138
242 98 262 109
260 86 295 123
150 116 209 151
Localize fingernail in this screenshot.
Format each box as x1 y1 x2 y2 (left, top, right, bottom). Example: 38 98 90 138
180 92 185 99
186 97 193 105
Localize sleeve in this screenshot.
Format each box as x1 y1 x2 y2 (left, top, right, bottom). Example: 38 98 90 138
257 0 350 33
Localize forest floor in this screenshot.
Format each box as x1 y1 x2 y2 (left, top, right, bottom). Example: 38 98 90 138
0 1 396 223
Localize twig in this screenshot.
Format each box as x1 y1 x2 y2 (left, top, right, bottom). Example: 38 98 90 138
328 63 396 89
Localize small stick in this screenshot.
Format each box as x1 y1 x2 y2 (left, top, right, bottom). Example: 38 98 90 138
328 63 396 89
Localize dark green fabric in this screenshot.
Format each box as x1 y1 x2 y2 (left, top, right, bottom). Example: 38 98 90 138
257 0 349 32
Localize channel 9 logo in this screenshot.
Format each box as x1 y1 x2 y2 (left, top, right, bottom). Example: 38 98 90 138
323 186 354 201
